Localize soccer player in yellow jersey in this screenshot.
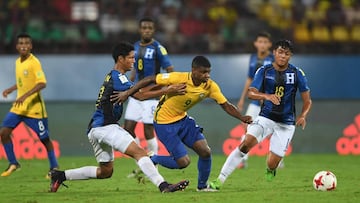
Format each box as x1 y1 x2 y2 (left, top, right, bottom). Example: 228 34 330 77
111 55 252 191
0 33 59 177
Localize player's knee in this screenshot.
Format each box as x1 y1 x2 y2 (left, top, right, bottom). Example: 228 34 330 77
0 134 11 142
240 134 258 153
177 156 190 169
0 128 12 142
198 146 211 158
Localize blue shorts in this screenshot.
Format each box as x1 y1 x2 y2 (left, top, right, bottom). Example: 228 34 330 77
2 112 49 140
154 116 204 160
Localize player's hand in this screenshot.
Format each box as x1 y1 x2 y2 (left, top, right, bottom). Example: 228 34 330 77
110 91 129 104
265 94 281 105
2 89 13 98
14 95 26 107
165 83 186 95
296 116 306 130
240 115 252 124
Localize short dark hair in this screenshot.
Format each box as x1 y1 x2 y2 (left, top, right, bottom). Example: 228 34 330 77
16 33 32 42
139 17 155 27
274 39 294 53
256 31 272 41
112 42 134 63
192 56 211 68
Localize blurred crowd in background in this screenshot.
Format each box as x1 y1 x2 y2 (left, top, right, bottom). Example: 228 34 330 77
1 0 360 54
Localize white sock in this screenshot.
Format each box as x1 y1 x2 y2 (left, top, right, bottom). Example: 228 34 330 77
65 166 98 180
147 137 158 154
242 153 249 161
240 135 249 161
218 147 246 183
137 157 164 187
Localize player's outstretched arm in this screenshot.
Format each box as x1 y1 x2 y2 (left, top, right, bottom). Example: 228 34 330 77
110 75 156 103
133 83 186 101
220 101 252 124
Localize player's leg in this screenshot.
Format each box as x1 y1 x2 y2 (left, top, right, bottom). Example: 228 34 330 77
0 112 22 176
124 140 189 191
192 139 214 191
124 98 151 178
265 151 281 181
210 134 259 190
150 120 189 169
238 103 261 169
265 123 295 181
179 116 213 191
142 99 159 154
143 124 158 153
49 127 114 192
124 119 137 138
108 124 188 192
64 127 117 179
124 97 142 143
25 117 59 171
210 116 272 189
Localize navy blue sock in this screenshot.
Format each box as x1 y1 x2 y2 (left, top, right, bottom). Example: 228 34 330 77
3 142 18 165
47 150 58 169
151 155 179 169
197 156 211 189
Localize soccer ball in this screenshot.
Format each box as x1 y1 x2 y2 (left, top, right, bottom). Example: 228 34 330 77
313 171 337 191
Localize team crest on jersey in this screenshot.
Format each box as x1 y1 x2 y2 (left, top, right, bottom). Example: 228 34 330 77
199 93 205 98
144 48 155 59
286 73 295 84
23 70 28 76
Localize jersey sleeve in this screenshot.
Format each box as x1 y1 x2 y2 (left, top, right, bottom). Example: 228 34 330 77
111 70 133 91
297 68 310 92
209 80 227 104
250 66 265 90
155 72 185 85
156 44 172 69
33 58 47 84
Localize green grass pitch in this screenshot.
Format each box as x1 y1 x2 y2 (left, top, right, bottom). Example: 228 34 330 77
0 154 358 203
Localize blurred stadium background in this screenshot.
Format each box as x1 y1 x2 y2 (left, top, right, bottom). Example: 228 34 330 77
1 0 360 54
0 0 360 158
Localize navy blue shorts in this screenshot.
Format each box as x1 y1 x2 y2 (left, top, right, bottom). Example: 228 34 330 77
2 112 49 140
154 116 204 160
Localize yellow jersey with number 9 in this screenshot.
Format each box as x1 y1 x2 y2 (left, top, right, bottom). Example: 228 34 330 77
10 54 47 118
154 72 227 124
